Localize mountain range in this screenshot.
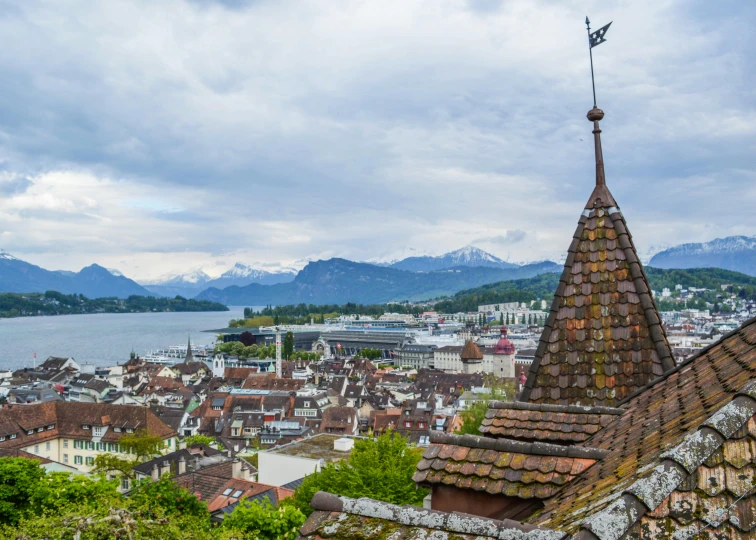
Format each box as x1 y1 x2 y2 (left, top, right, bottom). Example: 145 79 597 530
649 236 756 277
143 263 297 297
379 246 518 272
0 250 153 298
194 258 561 305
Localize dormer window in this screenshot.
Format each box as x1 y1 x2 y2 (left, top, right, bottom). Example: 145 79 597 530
114 427 121 433
0 436 5 442
126 428 133 433
47 425 54 430
9 434 16 440
83 425 90 430
37 427 44 433
304 401 311 408
26 429 33 435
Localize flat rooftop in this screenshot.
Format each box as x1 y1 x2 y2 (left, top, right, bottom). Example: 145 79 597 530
265 434 363 462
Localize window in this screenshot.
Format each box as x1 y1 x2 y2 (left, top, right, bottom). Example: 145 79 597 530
126 428 133 433
304 401 311 408
37 427 44 433
47 424 54 430
9 434 15 440
121 478 130 490
63 454 68 463
86 457 94 465
82 424 90 430
0 436 5 442
74 456 83 465
63 439 69 448
93 426 105 437
404 421 412 428
34 445 39 454
26 429 33 435
232 490 243 498
46 442 50 451
114 427 121 433
222 488 233 496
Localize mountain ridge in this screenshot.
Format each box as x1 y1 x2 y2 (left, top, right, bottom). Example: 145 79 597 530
195 258 561 305
649 235 756 277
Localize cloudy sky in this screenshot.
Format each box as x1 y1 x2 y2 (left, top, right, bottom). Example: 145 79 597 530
0 0 753 281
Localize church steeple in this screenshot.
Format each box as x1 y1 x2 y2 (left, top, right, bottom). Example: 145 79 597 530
185 336 193 363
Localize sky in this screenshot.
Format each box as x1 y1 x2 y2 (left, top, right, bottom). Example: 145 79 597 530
0 0 753 281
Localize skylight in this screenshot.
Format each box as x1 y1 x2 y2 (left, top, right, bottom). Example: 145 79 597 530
222 488 233 496
232 490 243 498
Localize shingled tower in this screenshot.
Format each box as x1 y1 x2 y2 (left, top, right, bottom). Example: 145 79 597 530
520 107 674 406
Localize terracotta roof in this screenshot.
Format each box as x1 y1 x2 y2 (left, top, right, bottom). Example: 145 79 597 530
479 401 624 443
299 492 566 540
521 203 674 406
413 432 606 500
531 317 756 538
223 367 258 380
319 407 357 433
461 340 484 361
0 402 176 448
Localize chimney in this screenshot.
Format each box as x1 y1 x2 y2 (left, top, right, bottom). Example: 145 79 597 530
232 459 243 479
194 456 200 471
151 463 159 481
159 460 171 478
178 455 186 475
233 444 239 453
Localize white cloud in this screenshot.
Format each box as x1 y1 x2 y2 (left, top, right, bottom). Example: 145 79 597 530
0 0 753 280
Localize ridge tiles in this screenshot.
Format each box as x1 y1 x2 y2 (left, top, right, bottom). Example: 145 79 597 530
521 203 674 407
302 491 566 540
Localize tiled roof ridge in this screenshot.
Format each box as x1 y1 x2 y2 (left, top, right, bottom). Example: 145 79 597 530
521 206 674 404
571 378 756 540
429 432 608 460
490 401 624 416
307 492 567 540
616 314 756 406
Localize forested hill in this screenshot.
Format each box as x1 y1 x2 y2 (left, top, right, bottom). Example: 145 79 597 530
434 267 756 313
0 291 228 318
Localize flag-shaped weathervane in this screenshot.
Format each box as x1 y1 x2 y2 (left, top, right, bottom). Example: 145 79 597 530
585 17 612 107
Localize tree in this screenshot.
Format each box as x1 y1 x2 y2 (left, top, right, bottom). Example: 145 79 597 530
91 429 167 480
239 331 255 347
182 434 217 447
287 430 427 516
499 313 504 325
129 477 210 519
283 331 294 360
220 497 305 540
455 384 512 435
0 457 45 525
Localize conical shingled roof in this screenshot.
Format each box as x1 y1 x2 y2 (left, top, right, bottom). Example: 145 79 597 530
460 340 483 361
520 109 674 407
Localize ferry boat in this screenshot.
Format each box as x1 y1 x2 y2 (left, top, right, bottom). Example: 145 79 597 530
141 344 212 365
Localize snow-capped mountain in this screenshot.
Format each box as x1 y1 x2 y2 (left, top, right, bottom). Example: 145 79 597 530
205 263 297 289
389 245 518 272
649 235 756 276
107 268 124 277
0 249 18 261
367 247 434 266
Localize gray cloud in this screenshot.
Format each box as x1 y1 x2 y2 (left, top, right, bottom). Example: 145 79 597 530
475 230 528 246
0 0 753 280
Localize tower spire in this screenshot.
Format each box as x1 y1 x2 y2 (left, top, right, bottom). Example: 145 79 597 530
584 16 616 209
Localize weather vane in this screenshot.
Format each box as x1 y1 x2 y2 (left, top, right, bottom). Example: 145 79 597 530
585 17 612 108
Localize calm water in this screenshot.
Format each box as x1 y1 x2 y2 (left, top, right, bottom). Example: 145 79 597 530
0 307 245 371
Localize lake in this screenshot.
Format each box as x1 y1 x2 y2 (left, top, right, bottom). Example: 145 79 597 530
0 307 246 371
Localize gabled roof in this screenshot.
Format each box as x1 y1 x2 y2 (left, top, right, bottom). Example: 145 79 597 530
299 492 566 540
521 191 673 407
479 401 624 444
530 317 756 538
413 432 606 501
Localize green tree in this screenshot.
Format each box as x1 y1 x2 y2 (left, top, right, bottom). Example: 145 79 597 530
129 477 210 520
455 384 511 435
499 312 504 325
29 472 120 515
283 331 295 360
91 430 167 480
220 497 305 540
182 434 217 447
0 457 45 525
288 430 427 516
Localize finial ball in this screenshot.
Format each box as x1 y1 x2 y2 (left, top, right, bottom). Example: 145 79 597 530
587 107 604 121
